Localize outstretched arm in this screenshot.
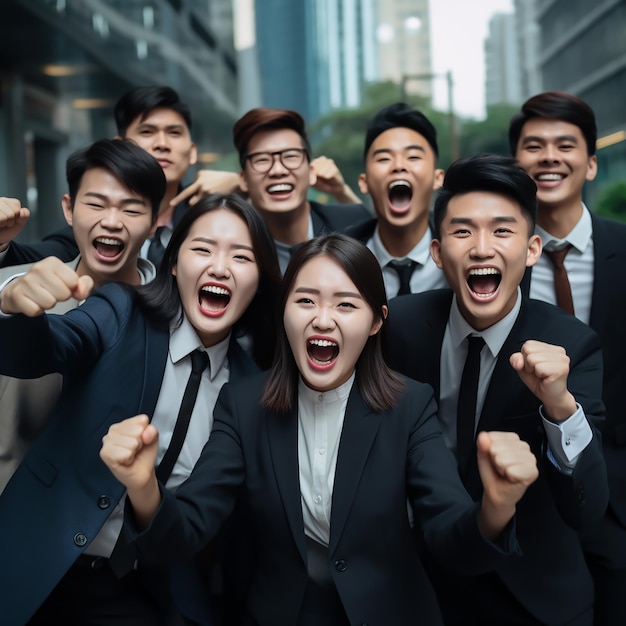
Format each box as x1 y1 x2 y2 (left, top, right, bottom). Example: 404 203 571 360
311 156 361 204
169 170 241 208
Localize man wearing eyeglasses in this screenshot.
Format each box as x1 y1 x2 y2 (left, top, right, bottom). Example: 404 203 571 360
234 107 370 273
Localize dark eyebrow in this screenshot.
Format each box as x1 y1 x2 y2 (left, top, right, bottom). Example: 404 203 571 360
521 134 580 145
371 144 426 157
82 192 146 206
293 287 363 299
190 236 255 252
449 216 519 226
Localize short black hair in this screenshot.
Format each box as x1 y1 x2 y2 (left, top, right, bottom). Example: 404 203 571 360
508 91 597 156
433 154 537 239
363 102 439 160
114 86 192 136
66 138 166 219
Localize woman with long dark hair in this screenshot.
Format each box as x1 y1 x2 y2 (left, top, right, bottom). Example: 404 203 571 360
0 193 280 625
101 234 538 626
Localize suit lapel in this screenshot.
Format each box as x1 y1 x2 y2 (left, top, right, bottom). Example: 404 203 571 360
267 404 308 564
138 324 169 417
328 387 381 554
418 294 451 397
589 215 618 331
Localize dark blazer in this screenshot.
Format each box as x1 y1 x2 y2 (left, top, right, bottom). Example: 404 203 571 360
343 214 437 245
387 290 608 625
309 200 371 236
0 283 258 625
128 373 520 626
0 199 190 268
522 213 626 527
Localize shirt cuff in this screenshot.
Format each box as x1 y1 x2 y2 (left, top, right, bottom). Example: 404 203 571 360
541 403 592 472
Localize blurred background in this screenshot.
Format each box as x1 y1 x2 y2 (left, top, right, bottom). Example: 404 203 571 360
0 0 625 240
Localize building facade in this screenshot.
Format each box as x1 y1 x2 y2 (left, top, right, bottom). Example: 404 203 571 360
0 0 238 239
536 0 626 205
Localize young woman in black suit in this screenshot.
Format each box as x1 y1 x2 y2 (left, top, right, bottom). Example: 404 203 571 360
101 234 539 626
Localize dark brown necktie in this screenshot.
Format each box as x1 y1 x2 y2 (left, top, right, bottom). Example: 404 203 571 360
544 245 574 315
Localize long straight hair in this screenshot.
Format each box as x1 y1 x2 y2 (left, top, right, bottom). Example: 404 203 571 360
261 234 404 413
136 194 282 369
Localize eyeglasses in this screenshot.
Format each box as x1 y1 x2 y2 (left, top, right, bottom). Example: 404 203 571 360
246 148 308 173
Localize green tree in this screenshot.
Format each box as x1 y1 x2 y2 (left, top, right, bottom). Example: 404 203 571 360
594 180 626 222
458 104 519 158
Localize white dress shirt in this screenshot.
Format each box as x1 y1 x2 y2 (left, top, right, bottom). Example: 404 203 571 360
85 317 231 557
530 203 594 324
298 373 354 547
439 289 592 473
367 225 447 300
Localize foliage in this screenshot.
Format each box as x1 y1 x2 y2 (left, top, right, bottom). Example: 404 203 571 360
594 181 626 222
310 82 518 199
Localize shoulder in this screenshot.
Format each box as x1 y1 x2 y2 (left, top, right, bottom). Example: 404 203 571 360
389 288 453 316
342 217 377 242
521 299 600 346
309 200 371 231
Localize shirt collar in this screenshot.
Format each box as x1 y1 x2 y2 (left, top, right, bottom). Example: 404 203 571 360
298 371 355 404
448 287 522 358
170 313 231 381
371 224 433 267
536 202 592 254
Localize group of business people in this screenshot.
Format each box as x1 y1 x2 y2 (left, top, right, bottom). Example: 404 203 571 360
0 85 623 626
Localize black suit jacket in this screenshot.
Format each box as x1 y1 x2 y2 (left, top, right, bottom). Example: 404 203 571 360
387 290 608 624
0 283 258 625
128 373 520 626
309 200 371 236
521 213 626 526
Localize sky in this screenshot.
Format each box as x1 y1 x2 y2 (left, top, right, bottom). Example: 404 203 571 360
429 0 514 120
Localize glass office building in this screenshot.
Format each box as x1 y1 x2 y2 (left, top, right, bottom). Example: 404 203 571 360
0 0 238 239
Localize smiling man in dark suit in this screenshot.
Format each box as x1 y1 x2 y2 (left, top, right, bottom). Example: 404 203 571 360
387 154 608 626
510 90 626 626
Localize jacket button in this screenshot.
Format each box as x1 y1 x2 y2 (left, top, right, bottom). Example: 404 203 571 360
334 559 347 572
97 496 110 509
73 532 88 547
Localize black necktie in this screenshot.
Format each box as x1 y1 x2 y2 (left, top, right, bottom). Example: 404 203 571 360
457 335 485 473
108 349 209 578
147 226 166 268
156 349 210 484
544 245 574 315
388 260 418 296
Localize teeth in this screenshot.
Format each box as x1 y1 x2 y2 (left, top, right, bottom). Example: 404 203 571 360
201 285 230 296
268 184 293 193
537 173 564 181
309 339 337 347
469 268 500 276
95 237 122 246
389 180 411 189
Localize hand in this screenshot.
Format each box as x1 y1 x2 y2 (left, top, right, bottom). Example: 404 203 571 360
0 256 94 316
0 197 31 251
477 431 538 540
311 156 360 204
169 170 241 208
100 414 159 491
100 415 161 528
509 340 577 421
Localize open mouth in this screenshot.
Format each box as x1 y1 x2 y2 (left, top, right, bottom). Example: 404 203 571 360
467 268 501 298
307 338 339 366
198 284 231 314
267 183 294 196
93 237 124 259
388 180 413 213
